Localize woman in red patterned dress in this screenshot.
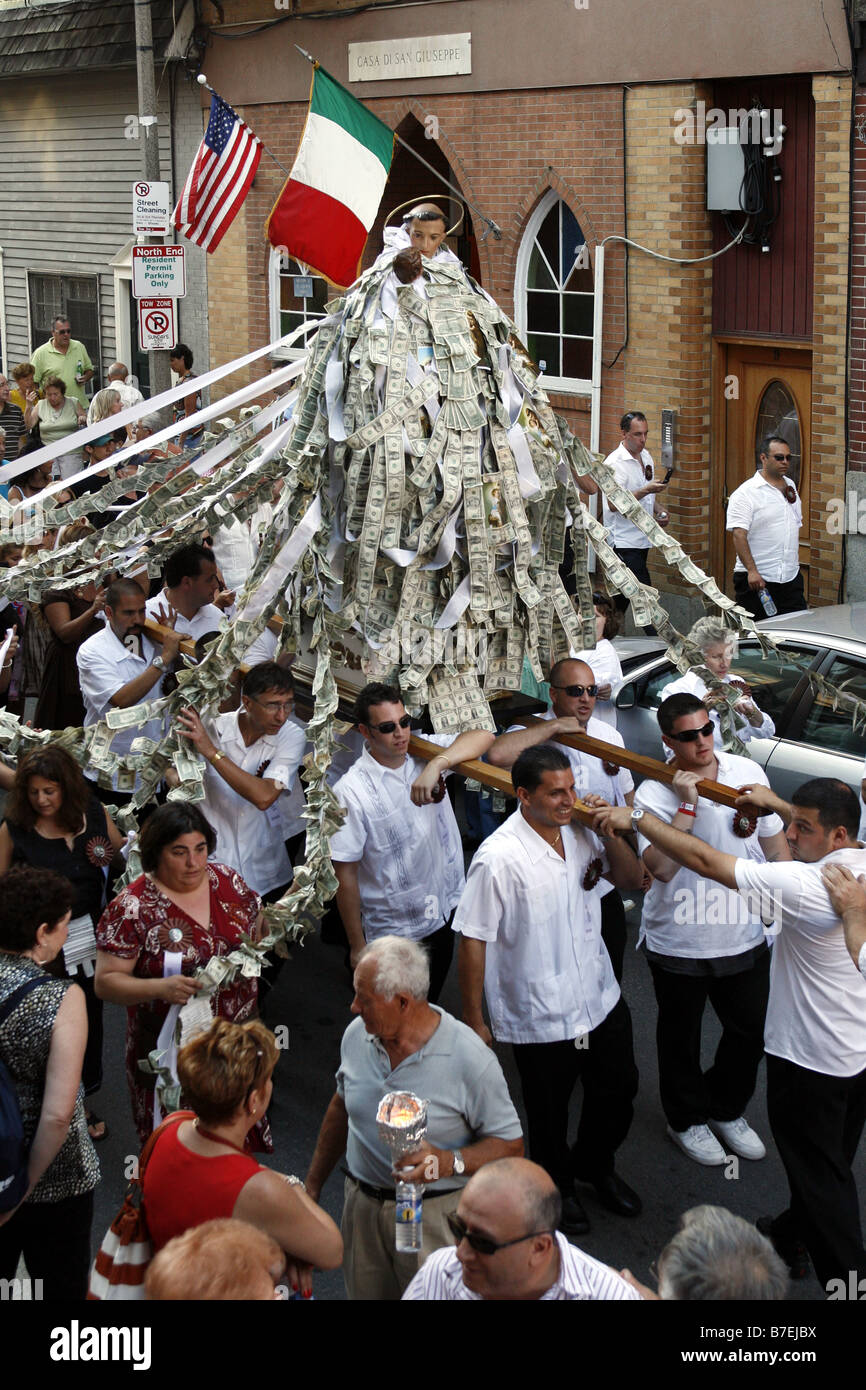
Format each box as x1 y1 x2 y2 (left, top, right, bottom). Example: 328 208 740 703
95 803 264 1148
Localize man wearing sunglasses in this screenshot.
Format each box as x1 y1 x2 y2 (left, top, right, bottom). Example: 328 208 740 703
594 773 866 1294
330 682 494 1001
630 692 790 1168
726 434 805 618
402 1157 640 1301
31 317 94 410
454 744 644 1237
488 656 635 982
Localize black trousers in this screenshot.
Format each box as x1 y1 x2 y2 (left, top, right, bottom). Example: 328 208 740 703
601 890 627 985
611 547 657 634
733 569 806 619
0 1189 94 1301
648 947 769 1132
423 919 455 1005
512 996 638 1193
766 1053 866 1291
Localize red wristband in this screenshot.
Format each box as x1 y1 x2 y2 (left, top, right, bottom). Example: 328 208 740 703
677 803 697 817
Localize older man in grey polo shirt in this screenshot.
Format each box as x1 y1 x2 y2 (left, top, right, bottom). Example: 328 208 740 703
305 936 524 1300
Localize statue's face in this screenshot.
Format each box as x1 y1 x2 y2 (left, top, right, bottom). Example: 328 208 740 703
408 217 446 259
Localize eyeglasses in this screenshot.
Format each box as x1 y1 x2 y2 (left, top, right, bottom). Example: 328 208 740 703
769 452 791 462
368 714 412 734
667 721 715 743
551 683 598 698
54 329 71 335
446 1212 552 1256
251 697 294 715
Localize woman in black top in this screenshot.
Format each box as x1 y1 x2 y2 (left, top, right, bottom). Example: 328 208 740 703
0 747 125 1138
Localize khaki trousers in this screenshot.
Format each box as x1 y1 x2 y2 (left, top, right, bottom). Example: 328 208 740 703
342 1177 460 1300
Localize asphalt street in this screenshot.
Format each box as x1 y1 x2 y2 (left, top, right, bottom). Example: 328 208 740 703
87 893 855 1303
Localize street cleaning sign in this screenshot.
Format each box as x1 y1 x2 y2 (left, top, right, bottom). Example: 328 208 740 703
133 181 171 235
132 246 186 299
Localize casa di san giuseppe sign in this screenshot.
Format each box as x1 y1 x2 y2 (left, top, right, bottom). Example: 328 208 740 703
348 33 471 82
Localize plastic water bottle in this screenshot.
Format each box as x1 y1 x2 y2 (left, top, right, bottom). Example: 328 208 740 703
758 587 777 618
395 1174 423 1252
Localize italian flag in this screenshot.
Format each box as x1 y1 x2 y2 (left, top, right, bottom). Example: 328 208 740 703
266 65 395 288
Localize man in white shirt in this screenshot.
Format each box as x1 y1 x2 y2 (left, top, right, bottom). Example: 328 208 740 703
106 362 145 411
634 692 790 1167
487 655 634 982
174 662 305 901
329 682 494 1001
726 435 805 618
76 578 181 802
601 411 669 634
822 862 866 979
593 776 866 1292
455 744 644 1237
145 542 227 642
403 1157 640 1301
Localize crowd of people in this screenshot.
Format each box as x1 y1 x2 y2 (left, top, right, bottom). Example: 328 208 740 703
0 309 860 1302
0 540 864 1301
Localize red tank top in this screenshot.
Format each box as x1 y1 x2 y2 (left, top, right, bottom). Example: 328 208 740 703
142 1117 263 1252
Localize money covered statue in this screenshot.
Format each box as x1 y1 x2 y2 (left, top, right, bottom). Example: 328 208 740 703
272 197 601 732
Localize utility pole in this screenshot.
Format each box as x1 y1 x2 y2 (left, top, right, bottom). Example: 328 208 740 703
134 0 171 404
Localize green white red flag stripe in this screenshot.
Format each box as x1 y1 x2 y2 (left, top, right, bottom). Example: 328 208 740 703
266 65 394 287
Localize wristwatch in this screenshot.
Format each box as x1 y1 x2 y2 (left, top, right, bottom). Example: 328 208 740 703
451 1150 465 1177
151 655 166 672
630 807 645 830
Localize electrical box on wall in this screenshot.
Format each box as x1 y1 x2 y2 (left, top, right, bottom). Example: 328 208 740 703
707 128 745 211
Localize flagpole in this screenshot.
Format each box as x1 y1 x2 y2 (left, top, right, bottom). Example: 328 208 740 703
196 74 293 177
293 45 502 241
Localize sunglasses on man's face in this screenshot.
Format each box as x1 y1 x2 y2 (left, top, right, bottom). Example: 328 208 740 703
446 1212 552 1256
551 683 598 699
368 714 412 734
667 721 715 743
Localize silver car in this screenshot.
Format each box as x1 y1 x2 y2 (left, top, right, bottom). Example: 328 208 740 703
613 605 866 802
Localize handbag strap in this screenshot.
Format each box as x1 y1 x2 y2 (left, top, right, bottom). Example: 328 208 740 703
136 1108 194 1187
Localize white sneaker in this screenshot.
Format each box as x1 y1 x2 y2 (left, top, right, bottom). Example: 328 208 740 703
666 1123 728 1166
708 1116 766 1161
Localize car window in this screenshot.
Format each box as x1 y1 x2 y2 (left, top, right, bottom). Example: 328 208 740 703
729 642 818 727
799 654 866 756
639 642 817 724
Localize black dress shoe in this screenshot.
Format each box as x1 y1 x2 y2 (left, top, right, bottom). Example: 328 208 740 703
558 1193 590 1237
588 1171 642 1217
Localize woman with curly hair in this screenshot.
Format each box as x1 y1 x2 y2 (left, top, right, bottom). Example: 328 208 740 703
95 803 265 1149
0 746 125 1139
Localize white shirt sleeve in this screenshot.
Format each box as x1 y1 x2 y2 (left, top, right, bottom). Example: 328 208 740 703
265 722 307 792
77 645 139 718
329 781 368 864
452 847 504 943
859 941 866 981
725 484 756 533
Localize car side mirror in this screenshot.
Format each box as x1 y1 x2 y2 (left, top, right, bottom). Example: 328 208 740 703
616 683 636 710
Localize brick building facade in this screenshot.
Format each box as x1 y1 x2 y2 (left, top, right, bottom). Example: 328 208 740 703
197 0 852 617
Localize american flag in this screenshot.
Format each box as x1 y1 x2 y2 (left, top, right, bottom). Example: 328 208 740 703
172 94 262 253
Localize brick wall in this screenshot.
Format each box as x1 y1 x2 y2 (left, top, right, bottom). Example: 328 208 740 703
621 82 715 611
244 87 626 447
810 75 851 605
849 86 866 476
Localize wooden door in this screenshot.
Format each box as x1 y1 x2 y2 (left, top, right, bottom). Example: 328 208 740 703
722 344 811 595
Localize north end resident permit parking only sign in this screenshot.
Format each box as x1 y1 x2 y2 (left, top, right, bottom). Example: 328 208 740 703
132 246 186 299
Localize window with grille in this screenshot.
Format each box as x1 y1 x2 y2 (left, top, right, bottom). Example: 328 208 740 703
515 190 595 392
28 272 100 378
268 252 328 354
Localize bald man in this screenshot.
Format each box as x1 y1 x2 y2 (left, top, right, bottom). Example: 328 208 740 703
107 363 144 410
402 1158 640 1301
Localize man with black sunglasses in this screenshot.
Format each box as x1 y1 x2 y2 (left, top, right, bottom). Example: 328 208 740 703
727 434 805 618
330 682 494 1001
402 1158 640 1301
488 656 635 982
628 693 790 1168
